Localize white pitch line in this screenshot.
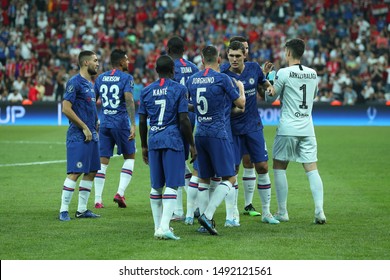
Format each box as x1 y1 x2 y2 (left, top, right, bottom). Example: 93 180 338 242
0 154 121 167
0 160 67 167
0 141 65 145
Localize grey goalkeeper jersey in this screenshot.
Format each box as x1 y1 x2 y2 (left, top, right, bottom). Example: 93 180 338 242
273 64 318 137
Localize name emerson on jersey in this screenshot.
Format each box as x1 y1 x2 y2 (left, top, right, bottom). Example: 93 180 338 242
102 76 121 82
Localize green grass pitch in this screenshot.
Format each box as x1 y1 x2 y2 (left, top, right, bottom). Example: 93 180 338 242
0 125 389 260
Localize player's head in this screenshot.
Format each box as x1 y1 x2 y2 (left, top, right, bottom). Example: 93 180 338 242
201 45 220 66
110 49 129 72
78 50 99 76
285 38 305 60
229 36 249 58
167 36 185 57
156 55 174 78
227 41 246 71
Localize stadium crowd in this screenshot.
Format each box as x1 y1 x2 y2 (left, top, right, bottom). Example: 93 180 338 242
0 0 389 105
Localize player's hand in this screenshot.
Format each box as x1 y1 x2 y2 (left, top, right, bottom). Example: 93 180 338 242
96 120 100 133
142 147 149 165
129 124 136 140
83 127 92 142
189 145 197 164
265 85 275 96
263 61 274 74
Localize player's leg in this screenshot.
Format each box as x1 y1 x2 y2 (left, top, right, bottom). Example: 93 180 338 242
272 135 293 222
148 150 164 238
113 129 136 208
199 138 236 235
76 140 100 218
185 166 199 225
242 154 259 215
159 149 185 240
273 159 289 222
59 173 80 221
246 130 279 224
94 127 115 208
300 137 326 224
94 157 109 208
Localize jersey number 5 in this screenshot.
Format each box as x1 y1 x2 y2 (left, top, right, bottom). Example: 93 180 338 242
196 87 208 115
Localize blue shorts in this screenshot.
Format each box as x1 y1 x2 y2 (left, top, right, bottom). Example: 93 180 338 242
66 140 100 174
233 129 269 164
99 127 136 157
149 149 185 189
195 136 236 179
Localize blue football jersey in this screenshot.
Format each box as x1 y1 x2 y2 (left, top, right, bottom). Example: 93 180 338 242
222 62 266 135
63 74 98 142
173 58 199 86
186 68 240 139
94 69 134 129
138 78 188 151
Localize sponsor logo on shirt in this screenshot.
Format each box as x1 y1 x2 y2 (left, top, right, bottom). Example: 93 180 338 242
104 109 118 115
197 116 212 122
150 126 166 131
294 112 309 118
245 88 256 96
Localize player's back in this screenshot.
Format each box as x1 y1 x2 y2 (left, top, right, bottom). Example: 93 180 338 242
186 68 239 139
275 64 318 136
173 58 199 86
94 69 134 129
139 78 188 151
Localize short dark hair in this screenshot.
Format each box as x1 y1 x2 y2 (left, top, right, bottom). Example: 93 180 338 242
285 38 305 59
229 36 248 44
78 50 96 67
227 41 246 54
201 45 219 64
167 36 185 55
110 49 127 67
155 55 174 75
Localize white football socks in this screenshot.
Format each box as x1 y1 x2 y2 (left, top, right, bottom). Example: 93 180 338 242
94 163 108 204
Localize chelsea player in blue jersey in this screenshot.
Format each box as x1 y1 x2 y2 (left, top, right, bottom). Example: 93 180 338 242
222 40 279 224
167 36 199 222
186 46 245 235
93 49 136 209
139 55 197 240
59 50 100 221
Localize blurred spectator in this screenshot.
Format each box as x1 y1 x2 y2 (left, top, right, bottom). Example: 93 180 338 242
0 0 388 108
7 88 23 102
361 79 375 102
54 65 68 102
343 85 358 106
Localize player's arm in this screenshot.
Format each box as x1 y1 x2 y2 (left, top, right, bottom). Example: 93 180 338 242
265 70 283 103
139 113 148 164
62 100 92 142
179 112 197 163
125 91 136 140
233 79 245 109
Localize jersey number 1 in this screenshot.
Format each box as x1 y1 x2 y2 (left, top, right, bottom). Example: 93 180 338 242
299 84 308 109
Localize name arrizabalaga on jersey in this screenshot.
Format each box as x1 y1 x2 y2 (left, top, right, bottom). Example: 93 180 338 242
289 72 317 79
